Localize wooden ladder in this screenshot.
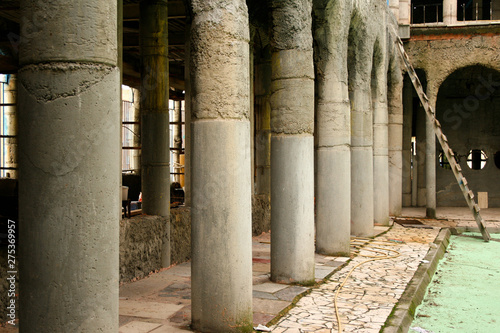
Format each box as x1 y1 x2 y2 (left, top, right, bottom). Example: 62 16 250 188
394 35 491 242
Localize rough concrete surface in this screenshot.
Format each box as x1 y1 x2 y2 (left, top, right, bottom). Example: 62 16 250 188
252 194 271 236
120 215 169 283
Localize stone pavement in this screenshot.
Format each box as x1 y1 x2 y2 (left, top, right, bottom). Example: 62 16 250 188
118 231 358 332
269 224 440 333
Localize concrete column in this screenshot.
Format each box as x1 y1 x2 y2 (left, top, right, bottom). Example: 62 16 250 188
270 0 315 284
140 0 170 269
426 90 438 218
443 0 457 25
18 1 120 331
350 45 374 236
373 58 390 225
399 0 411 25
389 0 400 20
255 47 272 196
173 100 182 183
402 77 413 207
190 1 253 331
314 0 351 256
140 0 170 217
416 103 427 206
388 67 403 217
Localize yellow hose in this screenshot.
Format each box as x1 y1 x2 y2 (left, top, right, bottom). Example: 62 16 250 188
333 237 401 333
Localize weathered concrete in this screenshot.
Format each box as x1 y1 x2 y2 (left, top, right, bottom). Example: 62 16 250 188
402 76 413 207
254 46 272 197
190 1 253 331
435 66 500 207
271 135 315 283
270 0 315 284
18 1 120 331
349 11 375 237
313 0 351 255
426 92 437 218
140 0 170 221
388 58 404 217
372 37 390 226
119 208 191 283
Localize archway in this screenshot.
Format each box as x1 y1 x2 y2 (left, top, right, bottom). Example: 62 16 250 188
435 65 500 207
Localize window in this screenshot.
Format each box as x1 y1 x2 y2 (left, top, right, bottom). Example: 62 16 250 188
0 74 17 178
412 0 443 23
439 151 452 169
121 85 140 173
457 0 495 21
467 149 488 170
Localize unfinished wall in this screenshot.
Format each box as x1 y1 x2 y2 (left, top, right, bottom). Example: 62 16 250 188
119 208 191 283
436 66 500 207
404 27 500 207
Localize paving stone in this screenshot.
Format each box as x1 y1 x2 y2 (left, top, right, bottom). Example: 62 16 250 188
119 321 162 333
120 300 184 320
253 282 288 293
253 290 279 300
274 285 309 301
271 224 439 332
253 298 290 315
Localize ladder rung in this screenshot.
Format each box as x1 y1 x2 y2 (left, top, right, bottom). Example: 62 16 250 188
468 191 475 199
474 204 480 213
462 178 468 186
448 148 455 156
441 133 448 142
434 119 441 127
456 164 462 172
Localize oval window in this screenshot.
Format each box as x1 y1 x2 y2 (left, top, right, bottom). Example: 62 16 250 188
466 149 487 170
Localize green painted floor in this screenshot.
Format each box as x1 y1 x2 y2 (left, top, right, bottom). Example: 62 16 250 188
411 233 500 333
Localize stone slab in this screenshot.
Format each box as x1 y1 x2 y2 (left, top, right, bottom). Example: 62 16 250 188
274 286 309 302
119 300 184 320
119 321 162 333
253 282 288 293
253 298 290 315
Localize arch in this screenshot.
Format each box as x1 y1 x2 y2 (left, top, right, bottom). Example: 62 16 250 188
435 65 500 207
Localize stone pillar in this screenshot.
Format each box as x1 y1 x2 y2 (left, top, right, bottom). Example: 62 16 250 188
373 57 390 225
270 0 315 284
416 103 427 206
399 0 411 25
140 0 170 218
389 0 400 20
173 100 182 183
350 43 374 236
140 0 170 269
443 0 457 25
426 91 437 218
314 1 351 256
402 77 413 207
18 1 120 331
190 1 253 331
388 66 403 217
255 47 272 196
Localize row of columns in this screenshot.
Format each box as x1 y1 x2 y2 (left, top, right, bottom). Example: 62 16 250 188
16 0 409 332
